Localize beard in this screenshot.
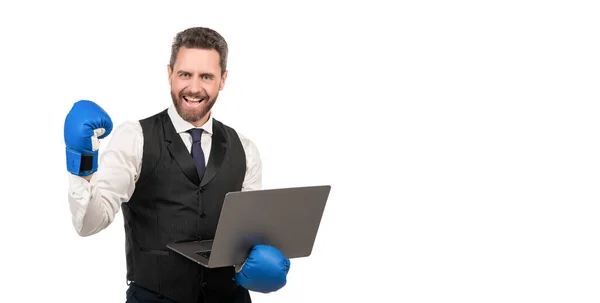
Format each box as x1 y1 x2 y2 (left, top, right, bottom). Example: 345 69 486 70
171 89 218 124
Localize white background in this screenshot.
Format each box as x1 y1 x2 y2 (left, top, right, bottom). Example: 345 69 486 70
0 0 599 302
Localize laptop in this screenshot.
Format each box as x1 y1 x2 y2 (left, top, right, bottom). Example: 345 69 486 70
166 185 331 269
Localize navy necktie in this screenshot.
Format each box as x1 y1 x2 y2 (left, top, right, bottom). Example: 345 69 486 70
188 128 205 180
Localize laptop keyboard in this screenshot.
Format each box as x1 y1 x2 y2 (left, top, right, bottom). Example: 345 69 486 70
197 251 211 259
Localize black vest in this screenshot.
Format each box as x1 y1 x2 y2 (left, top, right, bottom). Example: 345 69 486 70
122 109 251 303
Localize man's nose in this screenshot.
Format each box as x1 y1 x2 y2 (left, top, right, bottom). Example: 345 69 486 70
189 78 203 93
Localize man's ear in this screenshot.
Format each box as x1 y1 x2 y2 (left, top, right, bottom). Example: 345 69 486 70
219 70 228 91
167 64 173 85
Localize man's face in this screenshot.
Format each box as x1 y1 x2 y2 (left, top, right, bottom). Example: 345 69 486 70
168 47 227 125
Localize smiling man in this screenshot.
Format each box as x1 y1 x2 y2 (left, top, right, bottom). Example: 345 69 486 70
64 27 290 303
170 46 221 126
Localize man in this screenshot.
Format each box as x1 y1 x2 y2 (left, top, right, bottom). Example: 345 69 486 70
64 27 290 303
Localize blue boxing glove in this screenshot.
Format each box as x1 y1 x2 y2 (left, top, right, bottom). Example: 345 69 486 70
235 245 291 293
64 100 113 176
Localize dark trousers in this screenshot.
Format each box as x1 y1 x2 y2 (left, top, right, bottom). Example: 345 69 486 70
126 283 178 303
125 282 252 303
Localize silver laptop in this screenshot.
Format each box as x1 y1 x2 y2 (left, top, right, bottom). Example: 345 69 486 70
166 185 331 268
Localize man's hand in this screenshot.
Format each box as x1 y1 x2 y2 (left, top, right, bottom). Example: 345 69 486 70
235 245 290 293
64 100 113 177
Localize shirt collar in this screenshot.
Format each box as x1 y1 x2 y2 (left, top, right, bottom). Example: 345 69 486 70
167 104 213 135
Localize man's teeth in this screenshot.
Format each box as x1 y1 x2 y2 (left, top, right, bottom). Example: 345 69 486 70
184 96 203 102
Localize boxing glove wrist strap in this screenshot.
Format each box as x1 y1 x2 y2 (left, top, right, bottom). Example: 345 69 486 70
66 147 98 176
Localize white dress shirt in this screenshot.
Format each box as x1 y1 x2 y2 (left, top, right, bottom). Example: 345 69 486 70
67 105 262 237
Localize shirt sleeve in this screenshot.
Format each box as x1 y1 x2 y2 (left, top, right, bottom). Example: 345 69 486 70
238 133 262 191
67 120 143 236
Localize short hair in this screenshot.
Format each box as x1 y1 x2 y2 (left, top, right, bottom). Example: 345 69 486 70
169 27 228 75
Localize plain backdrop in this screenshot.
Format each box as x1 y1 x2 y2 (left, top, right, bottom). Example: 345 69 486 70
0 0 599 302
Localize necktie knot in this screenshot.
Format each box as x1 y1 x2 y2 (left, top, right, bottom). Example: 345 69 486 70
188 128 203 143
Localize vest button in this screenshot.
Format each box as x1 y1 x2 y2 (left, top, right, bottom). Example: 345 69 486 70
201 282 207 288
200 213 206 218
199 187 205 193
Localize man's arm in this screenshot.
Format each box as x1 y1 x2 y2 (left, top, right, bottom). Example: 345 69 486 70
68 120 143 236
239 134 262 191
235 133 290 293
